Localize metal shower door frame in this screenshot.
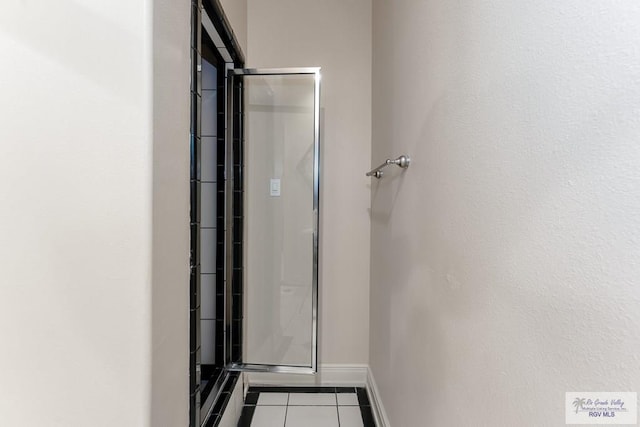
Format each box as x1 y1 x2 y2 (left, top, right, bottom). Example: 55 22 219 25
226 67 321 375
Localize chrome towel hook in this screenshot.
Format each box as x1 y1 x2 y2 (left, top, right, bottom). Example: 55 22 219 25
366 155 411 179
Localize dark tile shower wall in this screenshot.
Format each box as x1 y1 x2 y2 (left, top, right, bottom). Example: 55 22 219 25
230 76 244 365
202 371 241 427
191 1 245 425
200 58 218 366
199 25 229 426
189 1 203 426
213 48 227 371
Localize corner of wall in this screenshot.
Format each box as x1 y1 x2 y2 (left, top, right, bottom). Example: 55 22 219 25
220 0 248 58
366 366 391 427
150 0 192 425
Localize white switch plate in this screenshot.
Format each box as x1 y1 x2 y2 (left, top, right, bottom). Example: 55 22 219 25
270 178 281 196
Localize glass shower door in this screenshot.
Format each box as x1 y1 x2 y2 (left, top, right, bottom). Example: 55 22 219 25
228 68 320 374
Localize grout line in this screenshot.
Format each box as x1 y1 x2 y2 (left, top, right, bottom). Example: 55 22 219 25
336 392 341 427
283 395 289 427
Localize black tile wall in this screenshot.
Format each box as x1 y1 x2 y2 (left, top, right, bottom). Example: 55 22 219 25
189 308 201 350
232 139 243 166
190 223 200 265
190 181 201 224
232 191 243 216
232 217 243 242
189 0 203 424
189 389 199 427
215 291 225 317
231 320 242 344
233 167 243 189
202 372 240 427
215 343 224 364
190 134 197 180
232 294 242 318
232 243 242 268
231 345 241 363
215 240 225 262
216 136 225 160
231 269 242 294
200 23 233 424
190 266 201 312
191 1 244 425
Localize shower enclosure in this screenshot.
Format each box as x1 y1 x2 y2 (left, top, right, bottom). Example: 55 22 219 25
228 68 320 374
190 2 321 425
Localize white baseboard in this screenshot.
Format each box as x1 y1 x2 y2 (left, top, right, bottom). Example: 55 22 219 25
366 366 391 427
246 364 368 386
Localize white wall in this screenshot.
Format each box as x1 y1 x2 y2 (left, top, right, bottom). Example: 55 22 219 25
219 0 247 58
247 0 372 367
0 1 190 426
370 0 640 425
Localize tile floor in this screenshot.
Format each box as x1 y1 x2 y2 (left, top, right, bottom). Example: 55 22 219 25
238 387 375 427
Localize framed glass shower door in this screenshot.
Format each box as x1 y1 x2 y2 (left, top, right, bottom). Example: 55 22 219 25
228 68 320 374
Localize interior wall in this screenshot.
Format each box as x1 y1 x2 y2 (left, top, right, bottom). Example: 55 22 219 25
0 1 190 426
150 0 191 425
0 1 153 426
370 0 640 425
219 0 247 57
247 0 372 366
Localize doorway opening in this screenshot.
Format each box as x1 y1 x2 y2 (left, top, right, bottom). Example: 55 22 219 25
189 1 244 425
190 3 321 426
